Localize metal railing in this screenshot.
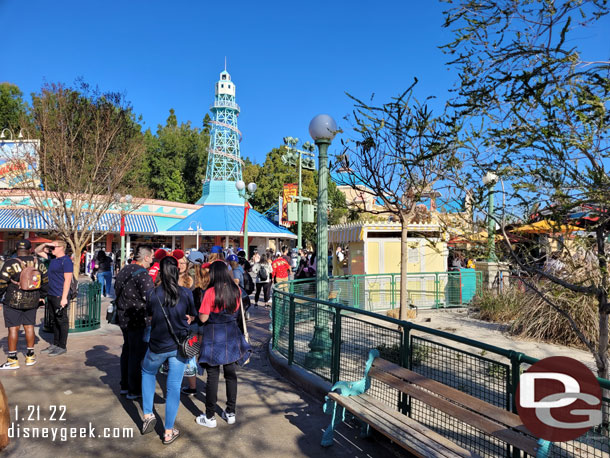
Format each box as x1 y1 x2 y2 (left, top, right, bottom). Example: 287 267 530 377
272 278 610 458
288 270 482 311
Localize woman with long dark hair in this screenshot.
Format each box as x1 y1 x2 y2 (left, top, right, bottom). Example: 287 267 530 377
196 261 251 428
140 256 196 445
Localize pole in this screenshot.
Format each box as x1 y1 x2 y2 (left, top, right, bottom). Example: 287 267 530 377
244 200 249 256
316 139 330 300
297 149 303 250
196 227 200 250
488 185 497 262
304 138 332 369
120 213 126 268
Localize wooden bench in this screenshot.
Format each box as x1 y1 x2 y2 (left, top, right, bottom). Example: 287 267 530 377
321 349 551 458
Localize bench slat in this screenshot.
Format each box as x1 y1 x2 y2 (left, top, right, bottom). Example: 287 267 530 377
328 392 480 458
357 393 482 458
372 358 527 431
369 365 540 456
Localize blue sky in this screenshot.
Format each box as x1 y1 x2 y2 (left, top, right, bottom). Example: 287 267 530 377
1 0 609 164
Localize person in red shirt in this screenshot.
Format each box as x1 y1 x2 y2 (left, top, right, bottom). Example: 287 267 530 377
271 253 291 288
196 261 251 428
148 249 167 283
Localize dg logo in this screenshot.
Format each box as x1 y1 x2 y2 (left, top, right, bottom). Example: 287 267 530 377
516 356 603 442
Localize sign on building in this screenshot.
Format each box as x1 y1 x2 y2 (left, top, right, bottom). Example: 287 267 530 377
0 140 41 189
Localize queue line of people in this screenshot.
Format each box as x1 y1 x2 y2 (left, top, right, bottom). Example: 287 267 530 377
115 244 252 445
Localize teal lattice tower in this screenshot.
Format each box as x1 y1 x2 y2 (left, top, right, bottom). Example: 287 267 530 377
197 68 244 205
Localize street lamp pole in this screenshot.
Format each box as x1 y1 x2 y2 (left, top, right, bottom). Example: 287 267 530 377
483 172 498 262
236 180 257 256
188 222 202 250
304 114 337 370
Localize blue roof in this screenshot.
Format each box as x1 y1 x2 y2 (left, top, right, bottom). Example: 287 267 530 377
167 204 295 237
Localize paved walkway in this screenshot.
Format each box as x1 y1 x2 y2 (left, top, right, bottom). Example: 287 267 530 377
0 297 394 458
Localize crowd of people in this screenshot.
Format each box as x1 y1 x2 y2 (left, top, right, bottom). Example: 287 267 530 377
0 237 322 444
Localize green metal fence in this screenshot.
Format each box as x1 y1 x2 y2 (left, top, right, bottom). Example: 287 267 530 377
289 270 482 311
70 282 102 332
272 279 610 458
44 282 102 333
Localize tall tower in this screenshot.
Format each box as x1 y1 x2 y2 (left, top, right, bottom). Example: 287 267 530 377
196 68 244 205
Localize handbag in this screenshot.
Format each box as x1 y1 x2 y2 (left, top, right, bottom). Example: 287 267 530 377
239 298 251 366
157 294 202 359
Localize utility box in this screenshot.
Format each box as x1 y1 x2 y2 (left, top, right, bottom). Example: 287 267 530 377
287 202 298 222
303 204 315 223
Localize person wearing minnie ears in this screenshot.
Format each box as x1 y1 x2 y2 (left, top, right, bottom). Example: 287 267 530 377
140 256 197 445
36 239 72 357
196 261 251 428
0 239 48 370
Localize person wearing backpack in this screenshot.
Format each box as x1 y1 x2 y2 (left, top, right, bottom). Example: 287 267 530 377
0 239 49 370
252 254 272 307
114 245 154 400
37 239 73 357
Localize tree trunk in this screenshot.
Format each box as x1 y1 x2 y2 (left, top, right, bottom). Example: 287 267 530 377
400 223 409 321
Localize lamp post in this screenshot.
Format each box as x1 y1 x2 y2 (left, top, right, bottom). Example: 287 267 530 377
304 113 337 370
482 171 498 262
282 137 316 250
236 180 257 257
114 194 132 268
188 222 203 250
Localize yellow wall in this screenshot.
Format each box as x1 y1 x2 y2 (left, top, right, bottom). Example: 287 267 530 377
365 238 447 275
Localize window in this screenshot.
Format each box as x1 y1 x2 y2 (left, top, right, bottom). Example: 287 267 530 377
408 246 420 263
221 84 224 88
222 75 227 80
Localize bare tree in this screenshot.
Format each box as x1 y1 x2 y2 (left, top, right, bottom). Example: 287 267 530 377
0 81 146 275
443 0 610 381
337 81 459 320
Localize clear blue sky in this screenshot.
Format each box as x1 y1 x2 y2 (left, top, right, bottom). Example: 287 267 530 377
2 0 609 164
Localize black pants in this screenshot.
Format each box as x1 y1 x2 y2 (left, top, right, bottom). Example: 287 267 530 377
254 282 271 304
48 296 69 349
203 362 237 418
120 327 148 395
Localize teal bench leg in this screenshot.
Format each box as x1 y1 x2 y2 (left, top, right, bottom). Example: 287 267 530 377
320 349 379 447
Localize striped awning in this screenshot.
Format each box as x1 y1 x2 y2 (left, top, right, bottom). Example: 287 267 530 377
0 209 158 234
329 225 365 244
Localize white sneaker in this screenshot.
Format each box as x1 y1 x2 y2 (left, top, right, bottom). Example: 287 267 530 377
196 414 217 428
221 410 235 425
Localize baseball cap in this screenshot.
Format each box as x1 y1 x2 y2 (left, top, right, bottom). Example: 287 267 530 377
187 251 204 265
210 245 223 254
226 254 239 263
16 239 32 250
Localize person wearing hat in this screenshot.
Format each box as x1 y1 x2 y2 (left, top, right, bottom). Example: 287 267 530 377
0 240 49 369
148 249 168 283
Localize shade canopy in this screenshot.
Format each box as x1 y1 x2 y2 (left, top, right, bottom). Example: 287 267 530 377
511 220 581 234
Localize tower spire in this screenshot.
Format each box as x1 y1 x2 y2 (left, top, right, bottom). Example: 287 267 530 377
196 67 244 205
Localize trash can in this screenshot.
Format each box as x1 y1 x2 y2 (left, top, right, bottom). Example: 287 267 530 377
69 282 102 333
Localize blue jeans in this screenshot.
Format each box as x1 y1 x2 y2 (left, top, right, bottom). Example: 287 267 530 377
97 271 113 297
141 349 186 430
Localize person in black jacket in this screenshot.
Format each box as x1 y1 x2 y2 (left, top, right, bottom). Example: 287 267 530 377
114 245 154 399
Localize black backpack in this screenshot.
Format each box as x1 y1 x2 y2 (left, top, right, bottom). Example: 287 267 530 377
257 265 268 282
243 271 254 295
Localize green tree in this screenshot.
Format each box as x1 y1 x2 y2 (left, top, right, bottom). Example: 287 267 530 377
443 0 610 379
146 109 209 203
0 83 29 133
249 146 348 247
